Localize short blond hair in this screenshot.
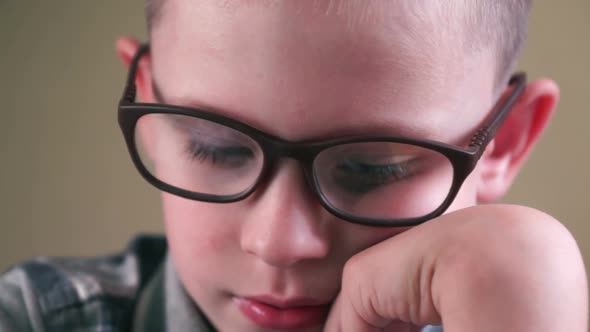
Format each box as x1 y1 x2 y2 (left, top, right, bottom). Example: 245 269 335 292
144 0 532 86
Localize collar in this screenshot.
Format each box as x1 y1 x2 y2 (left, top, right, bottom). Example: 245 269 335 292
132 255 215 332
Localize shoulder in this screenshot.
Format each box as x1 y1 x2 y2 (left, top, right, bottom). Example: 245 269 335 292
0 234 167 332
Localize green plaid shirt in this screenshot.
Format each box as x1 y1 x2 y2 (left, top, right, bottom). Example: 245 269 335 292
0 235 442 332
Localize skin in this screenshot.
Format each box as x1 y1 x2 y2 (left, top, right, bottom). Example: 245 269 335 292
116 1 588 331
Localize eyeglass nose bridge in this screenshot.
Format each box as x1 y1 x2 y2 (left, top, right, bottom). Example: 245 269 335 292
256 140 322 197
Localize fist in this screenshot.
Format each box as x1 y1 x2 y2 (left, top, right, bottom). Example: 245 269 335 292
323 205 587 332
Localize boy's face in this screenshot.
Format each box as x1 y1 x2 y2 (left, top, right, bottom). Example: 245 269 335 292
148 1 497 331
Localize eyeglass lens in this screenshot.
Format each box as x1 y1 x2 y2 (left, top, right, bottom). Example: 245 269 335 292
134 113 455 221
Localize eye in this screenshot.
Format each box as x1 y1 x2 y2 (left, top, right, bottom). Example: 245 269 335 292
332 159 415 193
186 140 255 168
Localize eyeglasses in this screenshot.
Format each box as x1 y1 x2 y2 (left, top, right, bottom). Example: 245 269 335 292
118 44 526 227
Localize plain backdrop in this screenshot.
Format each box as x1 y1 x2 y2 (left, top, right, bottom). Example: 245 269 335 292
1 1 589 287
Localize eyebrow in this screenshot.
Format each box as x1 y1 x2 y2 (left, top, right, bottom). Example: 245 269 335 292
150 78 447 143
152 79 252 122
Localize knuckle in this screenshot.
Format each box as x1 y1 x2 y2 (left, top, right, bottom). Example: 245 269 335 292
443 204 582 286
436 205 587 327
479 205 577 259
341 253 365 293
341 253 379 322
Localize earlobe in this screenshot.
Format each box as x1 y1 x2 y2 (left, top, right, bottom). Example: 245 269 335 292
115 36 154 102
476 79 560 202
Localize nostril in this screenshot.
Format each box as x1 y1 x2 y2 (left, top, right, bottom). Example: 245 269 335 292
240 212 331 268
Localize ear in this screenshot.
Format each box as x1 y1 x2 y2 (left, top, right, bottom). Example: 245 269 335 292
476 79 560 202
115 36 155 102
116 37 159 161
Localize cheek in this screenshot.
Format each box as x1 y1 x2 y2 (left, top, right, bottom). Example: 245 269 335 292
339 171 482 253
444 168 480 214
161 193 240 286
333 222 410 262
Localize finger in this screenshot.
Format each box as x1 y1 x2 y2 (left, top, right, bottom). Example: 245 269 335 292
323 292 381 332
350 233 440 325
322 293 342 332
324 290 421 332
330 223 445 330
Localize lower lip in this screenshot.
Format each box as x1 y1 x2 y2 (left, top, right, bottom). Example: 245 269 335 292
234 297 329 330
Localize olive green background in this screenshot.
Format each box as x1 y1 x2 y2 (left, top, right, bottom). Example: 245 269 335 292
1 0 589 285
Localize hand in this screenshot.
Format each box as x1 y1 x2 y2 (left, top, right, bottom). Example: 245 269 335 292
323 204 588 332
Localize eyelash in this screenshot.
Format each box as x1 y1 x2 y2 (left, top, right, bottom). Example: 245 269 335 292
331 159 418 193
186 143 219 163
185 141 254 165
339 160 412 179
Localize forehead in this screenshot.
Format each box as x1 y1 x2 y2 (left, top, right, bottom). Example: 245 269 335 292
149 0 495 142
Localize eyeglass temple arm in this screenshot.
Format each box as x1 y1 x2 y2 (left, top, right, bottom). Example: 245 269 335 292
120 43 527 158
468 72 527 155
120 43 151 104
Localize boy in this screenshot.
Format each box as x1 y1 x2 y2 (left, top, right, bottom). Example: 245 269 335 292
0 0 587 331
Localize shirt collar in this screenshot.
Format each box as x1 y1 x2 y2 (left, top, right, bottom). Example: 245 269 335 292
133 255 215 332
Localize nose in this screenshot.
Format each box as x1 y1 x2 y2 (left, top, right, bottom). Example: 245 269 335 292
240 160 331 268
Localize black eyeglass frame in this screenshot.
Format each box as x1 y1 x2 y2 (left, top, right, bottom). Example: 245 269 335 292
118 43 527 227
